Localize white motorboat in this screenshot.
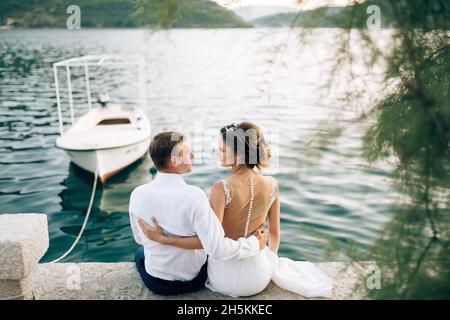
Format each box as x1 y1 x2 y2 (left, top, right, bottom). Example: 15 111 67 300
55 104 150 183
53 55 150 184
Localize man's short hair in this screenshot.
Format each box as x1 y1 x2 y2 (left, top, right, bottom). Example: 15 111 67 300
149 131 185 170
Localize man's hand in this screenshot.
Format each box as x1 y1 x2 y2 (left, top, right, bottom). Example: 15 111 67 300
138 217 166 244
252 223 266 250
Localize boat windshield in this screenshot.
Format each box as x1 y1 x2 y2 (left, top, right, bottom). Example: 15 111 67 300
97 118 131 125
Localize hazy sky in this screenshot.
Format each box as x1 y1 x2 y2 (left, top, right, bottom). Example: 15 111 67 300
214 0 356 9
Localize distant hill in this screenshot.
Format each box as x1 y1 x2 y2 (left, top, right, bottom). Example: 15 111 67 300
0 0 251 28
250 0 450 29
251 7 349 28
232 5 296 22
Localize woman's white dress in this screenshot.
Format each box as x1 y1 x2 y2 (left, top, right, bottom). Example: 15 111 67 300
205 177 333 298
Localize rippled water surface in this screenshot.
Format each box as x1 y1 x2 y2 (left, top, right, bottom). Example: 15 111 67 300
0 29 399 262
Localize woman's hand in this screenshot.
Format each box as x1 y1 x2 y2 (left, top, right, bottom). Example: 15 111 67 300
139 217 204 250
138 217 166 244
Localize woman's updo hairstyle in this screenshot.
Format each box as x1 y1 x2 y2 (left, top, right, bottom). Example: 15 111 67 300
220 121 271 169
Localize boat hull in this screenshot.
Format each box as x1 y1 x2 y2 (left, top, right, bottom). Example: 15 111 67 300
64 137 151 183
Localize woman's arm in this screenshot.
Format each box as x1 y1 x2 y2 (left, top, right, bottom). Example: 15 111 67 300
138 217 203 250
210 181 226 223
163 234 203 250
267 185 281 254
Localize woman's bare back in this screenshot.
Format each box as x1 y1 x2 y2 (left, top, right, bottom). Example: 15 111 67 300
220 169 277 240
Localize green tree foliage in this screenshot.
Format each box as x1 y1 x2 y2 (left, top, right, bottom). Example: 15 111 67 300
360 0 449 299
305 0 450 299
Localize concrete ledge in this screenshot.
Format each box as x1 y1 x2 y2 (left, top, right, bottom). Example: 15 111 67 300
1 213 373 300
0 277 33 300
0 214 49 300
31 261 372 300
0 214 49 280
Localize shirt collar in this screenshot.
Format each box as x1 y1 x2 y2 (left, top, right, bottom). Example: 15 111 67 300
154 172 186 185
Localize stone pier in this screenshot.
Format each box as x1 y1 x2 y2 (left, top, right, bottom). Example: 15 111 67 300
0 213 372 300
0 214 49 300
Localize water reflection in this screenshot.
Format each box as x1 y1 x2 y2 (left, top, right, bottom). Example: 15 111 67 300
44 156 151 262
59 155 152 214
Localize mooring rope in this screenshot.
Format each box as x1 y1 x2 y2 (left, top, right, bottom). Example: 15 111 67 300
49 165 99 264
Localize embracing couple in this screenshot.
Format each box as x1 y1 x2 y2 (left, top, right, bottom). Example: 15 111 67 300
129 122 332 298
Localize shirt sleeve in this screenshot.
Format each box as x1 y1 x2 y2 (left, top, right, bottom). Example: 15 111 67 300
129 191 143 245
192 190 260 260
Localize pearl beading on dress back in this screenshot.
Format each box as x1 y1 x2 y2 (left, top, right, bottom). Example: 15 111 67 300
244 177 255 237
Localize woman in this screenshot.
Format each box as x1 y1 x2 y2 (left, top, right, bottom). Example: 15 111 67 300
140 122 332 297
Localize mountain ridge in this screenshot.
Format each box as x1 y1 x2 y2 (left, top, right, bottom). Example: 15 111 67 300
249 0 450 29
231 5 296 22
0 0 251 28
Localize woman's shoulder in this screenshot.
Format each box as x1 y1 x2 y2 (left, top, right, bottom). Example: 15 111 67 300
211 179 231 207
262 174 278 185
262 175 279 196
212 177 229 187
211 179 229 195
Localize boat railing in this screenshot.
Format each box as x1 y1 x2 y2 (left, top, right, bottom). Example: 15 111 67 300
53 55 147 135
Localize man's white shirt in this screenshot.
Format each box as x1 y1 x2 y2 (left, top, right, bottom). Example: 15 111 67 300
129 172 260 281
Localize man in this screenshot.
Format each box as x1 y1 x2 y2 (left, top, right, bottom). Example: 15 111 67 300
129 131 265 296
